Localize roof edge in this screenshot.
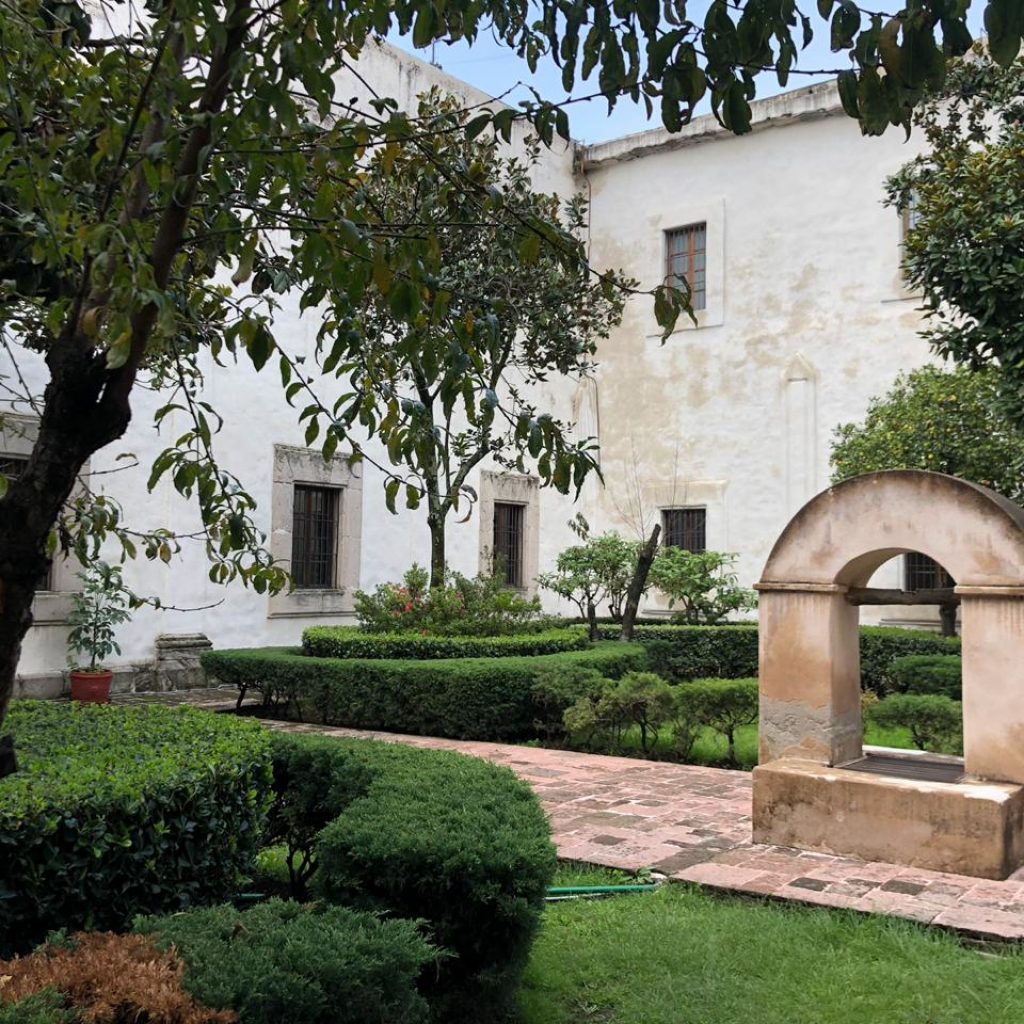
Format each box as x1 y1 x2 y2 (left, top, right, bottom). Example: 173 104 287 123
580 80 843 170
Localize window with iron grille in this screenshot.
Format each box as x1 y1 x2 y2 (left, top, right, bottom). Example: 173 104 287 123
662 507 706 552
493 502 525 588
0 455 53 590
899 192 923 283
291 485 340 589
901 191 923 240
665 223 707 312
903 552 954 592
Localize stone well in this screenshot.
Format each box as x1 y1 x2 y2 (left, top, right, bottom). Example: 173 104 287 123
752 470 1024 880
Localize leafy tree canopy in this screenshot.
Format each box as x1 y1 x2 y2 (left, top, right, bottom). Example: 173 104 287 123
328 93 628 585
830 365 1024 501
886 47 1024 420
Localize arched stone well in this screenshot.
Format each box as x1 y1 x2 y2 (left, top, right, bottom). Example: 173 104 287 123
752 470 1024 879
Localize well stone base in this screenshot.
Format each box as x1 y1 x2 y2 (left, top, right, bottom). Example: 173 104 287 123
753 757 1024 880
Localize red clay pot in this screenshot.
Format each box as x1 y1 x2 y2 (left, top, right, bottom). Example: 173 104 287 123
69 669 113 704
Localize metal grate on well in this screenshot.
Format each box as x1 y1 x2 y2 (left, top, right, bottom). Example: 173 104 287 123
842 752 965 784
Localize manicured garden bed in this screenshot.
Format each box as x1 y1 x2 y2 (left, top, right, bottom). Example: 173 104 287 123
202 623 964 766
0 711 556 1022
520 868 1024 1024
0 702 273 949
202 642 647 740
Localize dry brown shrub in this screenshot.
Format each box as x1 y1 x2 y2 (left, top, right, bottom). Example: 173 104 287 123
0 931 236 1024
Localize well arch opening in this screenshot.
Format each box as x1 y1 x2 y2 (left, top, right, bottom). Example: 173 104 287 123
815 549 965 780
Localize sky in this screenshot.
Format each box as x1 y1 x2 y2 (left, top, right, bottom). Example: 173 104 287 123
389 4 988 144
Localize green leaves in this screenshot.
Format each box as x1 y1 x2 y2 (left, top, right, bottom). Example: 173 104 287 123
986 0 1024 67
653 282 687 338
0 703 272 945
830 366 1024 504
882 52 1024 421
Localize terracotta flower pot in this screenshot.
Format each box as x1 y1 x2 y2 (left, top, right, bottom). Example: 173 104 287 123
69 669 114 704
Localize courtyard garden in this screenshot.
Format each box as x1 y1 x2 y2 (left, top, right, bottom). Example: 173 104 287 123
202 561 967 768
0 560 982 1021
3 694 1022 1024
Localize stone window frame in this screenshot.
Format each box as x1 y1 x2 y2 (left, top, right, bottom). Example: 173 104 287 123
478 471 540 598
891 189 924 299
0 413 87 624
268 444 363 618
647 197 725 336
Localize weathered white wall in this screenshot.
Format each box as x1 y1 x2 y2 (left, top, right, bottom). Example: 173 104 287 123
578 82 936 618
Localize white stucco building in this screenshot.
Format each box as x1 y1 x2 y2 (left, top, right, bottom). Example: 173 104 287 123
3 41 942 695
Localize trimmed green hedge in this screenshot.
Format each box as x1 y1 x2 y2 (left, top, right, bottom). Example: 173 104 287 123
642 627 760 681
0 702 273 952
138 898 435 1024
870 694 963 754
596 623 960 693
202 643 647 740
310 738 556 1023
301 625 589 660
593 623 754 642
889 654 962 699
860 627 961 694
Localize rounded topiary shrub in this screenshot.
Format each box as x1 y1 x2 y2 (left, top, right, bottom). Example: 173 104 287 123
136 898 435 1024
0 702 273 951
309 739 557 1023
889 654 962 699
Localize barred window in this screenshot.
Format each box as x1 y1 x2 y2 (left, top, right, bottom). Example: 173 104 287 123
662 508 706 553
903 552 953 592
901 190 923 240
493 501 525 588
291 485 340 589
665 223 707 311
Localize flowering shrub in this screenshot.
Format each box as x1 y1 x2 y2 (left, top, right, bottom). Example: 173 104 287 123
353 565 543 636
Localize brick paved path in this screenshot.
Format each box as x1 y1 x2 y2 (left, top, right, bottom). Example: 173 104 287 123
117 688 1024 941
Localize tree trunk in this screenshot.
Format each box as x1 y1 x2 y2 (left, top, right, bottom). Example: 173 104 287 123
428 513 446 589
425 471 446 589
620 524 660 641
586 599 598 641
939 600 958 637
0 340 134 773
0 2 251 771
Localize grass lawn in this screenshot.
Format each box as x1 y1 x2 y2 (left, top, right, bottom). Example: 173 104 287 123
603 721 916 770
520 869 1024 1024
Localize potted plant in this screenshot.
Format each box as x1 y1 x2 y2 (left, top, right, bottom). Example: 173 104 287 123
66 561 133 703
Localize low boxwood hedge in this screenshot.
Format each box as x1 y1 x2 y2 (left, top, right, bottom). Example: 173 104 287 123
889 654 962 699
641 626 760 681
301 625 589 660
859 627 961 694
202 643 647 740
594 623 960 693
308 737 556 1022
593 623 755 642
0 702 273 952
137 898 436 1024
